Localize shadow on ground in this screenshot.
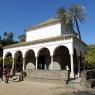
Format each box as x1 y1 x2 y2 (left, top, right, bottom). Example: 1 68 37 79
59 91 95 95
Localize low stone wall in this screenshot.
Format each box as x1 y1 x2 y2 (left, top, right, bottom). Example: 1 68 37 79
81 69 95 88
25 69 68 84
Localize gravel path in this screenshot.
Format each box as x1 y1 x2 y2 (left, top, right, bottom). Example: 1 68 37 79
0 80 95 95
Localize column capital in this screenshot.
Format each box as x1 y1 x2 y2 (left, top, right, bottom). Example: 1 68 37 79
22 55 25 58
35 56 38 58
12 57 15 59
23 57 25 59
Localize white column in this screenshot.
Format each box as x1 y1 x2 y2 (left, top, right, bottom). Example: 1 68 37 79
11 57 15 75
70 53 74 78
45 64 47 70
23 57 25 71
36 57 38 70
50 56 53 70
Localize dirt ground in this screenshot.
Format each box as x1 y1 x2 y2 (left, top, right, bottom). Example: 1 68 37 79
0 80 95 95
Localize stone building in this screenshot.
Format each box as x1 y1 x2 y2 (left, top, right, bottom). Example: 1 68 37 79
3 18 86 78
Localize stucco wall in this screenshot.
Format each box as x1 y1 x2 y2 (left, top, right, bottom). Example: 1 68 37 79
3 38 73 58
26 23 61 42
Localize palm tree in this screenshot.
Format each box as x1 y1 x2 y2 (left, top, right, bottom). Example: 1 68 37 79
69 4 86 39
57 7 70 25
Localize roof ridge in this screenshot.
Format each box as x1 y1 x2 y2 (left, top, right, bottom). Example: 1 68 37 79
26 18 61 31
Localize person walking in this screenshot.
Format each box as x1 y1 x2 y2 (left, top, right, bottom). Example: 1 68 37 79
4 68 10 83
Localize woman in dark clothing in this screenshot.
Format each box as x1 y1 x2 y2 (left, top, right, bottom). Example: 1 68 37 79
4 68 10 83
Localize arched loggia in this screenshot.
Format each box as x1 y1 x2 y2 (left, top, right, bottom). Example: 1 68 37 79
25 49 36 70
4 52 12 69
37 48 50 70
53 46 70 70
14 51 23 72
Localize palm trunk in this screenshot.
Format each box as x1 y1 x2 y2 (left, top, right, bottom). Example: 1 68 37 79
76 19 81 39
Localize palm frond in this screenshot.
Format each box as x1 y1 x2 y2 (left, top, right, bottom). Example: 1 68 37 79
57 7 70 25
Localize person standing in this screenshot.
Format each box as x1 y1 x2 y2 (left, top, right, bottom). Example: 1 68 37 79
4 67 10 83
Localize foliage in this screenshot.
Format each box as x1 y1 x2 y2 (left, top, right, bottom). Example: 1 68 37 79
57 7 70 25
57 3 86 39
4 56 13 68
18 34 26 42
69 3 86 39
3 32 13 40
0 31 19 47
2 32 15 46
0 56 13 68
85 45 95 67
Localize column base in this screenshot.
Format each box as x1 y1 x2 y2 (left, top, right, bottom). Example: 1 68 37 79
10 69 14 75
70 73 75 78
77 73 80 77
49 62 53 70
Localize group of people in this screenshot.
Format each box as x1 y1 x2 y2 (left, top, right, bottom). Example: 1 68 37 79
0 66 10 83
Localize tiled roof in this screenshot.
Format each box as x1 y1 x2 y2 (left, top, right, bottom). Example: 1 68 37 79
25 18 61 31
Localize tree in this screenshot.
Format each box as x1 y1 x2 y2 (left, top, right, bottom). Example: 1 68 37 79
69 3 86 39
57 7 75 34
3 31 13 40
85 45 95 68
18 34 26 42
57 7 70 25
2 32 14 46
4 56 12 69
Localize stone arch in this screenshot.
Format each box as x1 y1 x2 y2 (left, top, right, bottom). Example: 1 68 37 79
25 49 36 70
37 48 50 70
4 52 12 69
53 45 70 70
73 48 78 74
14 51 23 72
4 52 12 58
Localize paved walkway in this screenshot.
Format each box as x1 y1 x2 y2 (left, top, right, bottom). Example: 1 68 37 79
0 80 95 95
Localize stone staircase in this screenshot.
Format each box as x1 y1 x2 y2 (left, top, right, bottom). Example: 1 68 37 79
25 69 68 85
68 77 82 89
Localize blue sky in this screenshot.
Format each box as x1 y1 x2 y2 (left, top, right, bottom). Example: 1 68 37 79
0 0 95 44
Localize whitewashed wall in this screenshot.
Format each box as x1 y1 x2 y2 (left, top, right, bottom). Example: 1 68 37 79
26 23 61 42
3 38 73 58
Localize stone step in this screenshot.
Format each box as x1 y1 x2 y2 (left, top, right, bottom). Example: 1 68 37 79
68 78 82 88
